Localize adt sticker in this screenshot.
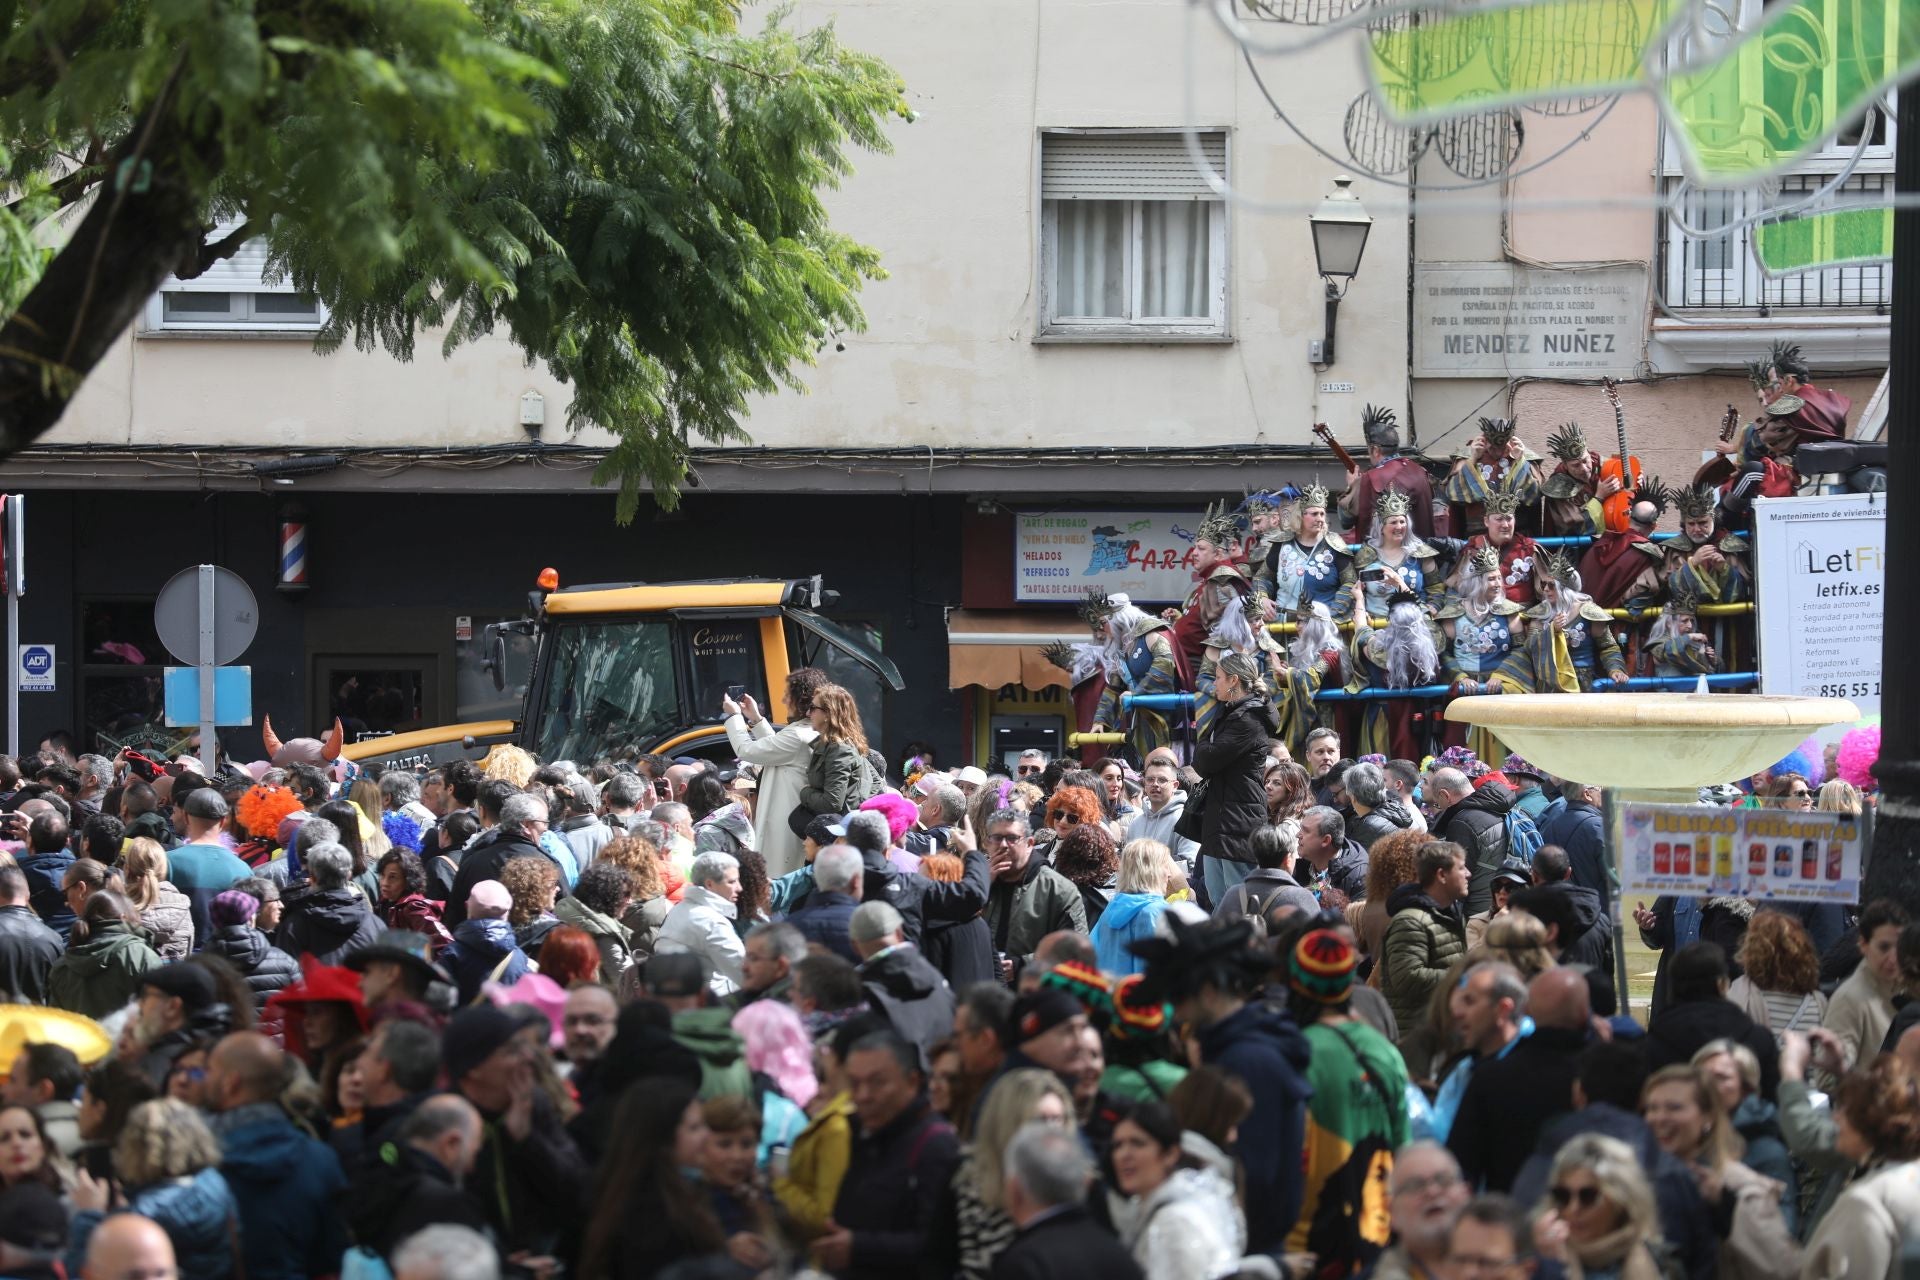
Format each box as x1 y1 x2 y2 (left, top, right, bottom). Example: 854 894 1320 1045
18 645 53 692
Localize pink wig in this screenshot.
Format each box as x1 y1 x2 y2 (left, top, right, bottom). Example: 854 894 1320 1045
732 1000 818 1108
1837 726 1881 791
860 791 920 845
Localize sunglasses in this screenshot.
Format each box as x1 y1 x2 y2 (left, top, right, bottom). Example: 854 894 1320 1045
1550 1184 1603 1210
1017 765 1043 776
1787 788 1811 798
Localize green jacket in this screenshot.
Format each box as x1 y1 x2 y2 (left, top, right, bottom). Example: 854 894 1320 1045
986 857 1088 971
553 895 632 983
672 1005 752 1100
1380 884 1468 1043
47 923 163 1019
799 739 875 816
1100 1059 1189 1104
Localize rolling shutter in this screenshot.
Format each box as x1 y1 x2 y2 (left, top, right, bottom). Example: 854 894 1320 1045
1041 132 1227 201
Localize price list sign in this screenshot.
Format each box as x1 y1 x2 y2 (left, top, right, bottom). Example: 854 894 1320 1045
1615 803 1864 904
1753 493 1884 712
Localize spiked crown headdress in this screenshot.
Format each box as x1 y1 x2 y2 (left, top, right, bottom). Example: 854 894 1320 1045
1482 488 1523 516
1196 500 1241 549
1077 588 1117 628
1674 485 1718 522
1362 403 1401 450
1299 478 1332 511
1373 488 1414 522
1467 544 1501 575
1545 423 1588 462
1478 416 1518 451
1538 546 1580 585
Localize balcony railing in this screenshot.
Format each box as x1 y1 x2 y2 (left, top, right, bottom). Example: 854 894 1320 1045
1660 172 1893 313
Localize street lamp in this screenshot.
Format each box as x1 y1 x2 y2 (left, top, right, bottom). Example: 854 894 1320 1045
1307 175 1373 367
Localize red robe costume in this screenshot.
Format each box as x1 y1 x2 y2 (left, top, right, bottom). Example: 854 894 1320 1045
1578 531 1665 610
1459 534 1541 606
1347 456 1435 542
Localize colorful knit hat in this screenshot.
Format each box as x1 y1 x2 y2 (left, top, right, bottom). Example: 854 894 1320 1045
1289 929 1358 1004
1110 973 1173 1042
210 890 260 929
1040 961 1114 1028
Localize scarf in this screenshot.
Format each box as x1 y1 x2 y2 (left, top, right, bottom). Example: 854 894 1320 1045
1567 1222 1663 1280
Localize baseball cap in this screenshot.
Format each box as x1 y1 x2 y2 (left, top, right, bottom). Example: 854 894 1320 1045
1490 856 1534 891
145 963 217 1010
953 766 988 788
804 813 848 846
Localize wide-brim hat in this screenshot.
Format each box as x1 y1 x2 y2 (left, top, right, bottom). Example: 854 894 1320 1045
347 928 453 989
484 972 568 1050
1499 754 1548 783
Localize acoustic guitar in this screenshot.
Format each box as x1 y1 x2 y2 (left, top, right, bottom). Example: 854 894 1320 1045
1693 403 1742 488
1312 421 1358 473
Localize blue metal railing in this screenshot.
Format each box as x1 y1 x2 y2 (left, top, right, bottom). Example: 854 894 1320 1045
1121 672 1758 709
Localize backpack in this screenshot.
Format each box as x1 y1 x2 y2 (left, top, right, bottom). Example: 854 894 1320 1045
1504 807 1543 862
1241 880 1288 941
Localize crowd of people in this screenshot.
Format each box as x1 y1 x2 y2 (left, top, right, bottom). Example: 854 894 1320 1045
0 670 1899 1280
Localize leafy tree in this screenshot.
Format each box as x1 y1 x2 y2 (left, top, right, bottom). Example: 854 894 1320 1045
0 0 905 516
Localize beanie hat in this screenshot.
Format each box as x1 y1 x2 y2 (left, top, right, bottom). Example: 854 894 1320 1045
1288 928 1357 1004
1109 972 1173 1042
1008 988 1085 1044
1039 961 1113 1025
210 890 260 928
468 880 512 920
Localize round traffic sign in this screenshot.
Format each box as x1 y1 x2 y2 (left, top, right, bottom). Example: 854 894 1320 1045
154 565 259 666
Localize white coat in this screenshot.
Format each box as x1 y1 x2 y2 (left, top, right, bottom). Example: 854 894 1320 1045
655 883 747 995
724 712 818 877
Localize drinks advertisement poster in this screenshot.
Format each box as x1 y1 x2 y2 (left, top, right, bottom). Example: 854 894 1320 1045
1615 803 1863 904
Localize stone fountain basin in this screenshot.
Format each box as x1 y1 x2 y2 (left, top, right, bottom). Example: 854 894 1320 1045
1445 693 1861 791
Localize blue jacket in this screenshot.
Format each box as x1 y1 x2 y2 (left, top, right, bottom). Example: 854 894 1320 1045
1200 1002 1313 1257
441 917 531 1004
17 847 75 941
1090 892 1168 976
69 1167 238 1279
164 841 254 947
213 1104 349 1280
785 890 861 963
1539 800 1610 913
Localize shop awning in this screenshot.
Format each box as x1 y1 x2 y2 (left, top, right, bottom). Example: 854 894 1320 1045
947 610 1086 690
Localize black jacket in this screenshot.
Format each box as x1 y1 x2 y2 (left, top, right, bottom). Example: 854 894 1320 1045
1448 1023 1588 1193
1349 804 1412 859
920 913 995 991
1518 881 1614 974
1192 695 1280 865
1511 1104 1718 1280
1539 799 1610 914
275 887 380 967
1645 996 1780 1099
441 828 557 929
341 1142 491 1263
859 944 956 1066
859 849 991 951
1437 780 1515 913
466 1088 589 1258
0 904 62 1003
787 890 862 963
989 1205 1146 1280
203 923 301 1008
831 1097 961 1280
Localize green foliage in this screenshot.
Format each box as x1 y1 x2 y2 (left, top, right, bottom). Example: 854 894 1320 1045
0 0 906 517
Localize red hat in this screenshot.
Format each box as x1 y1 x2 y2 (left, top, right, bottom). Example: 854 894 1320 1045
265 956 370 1063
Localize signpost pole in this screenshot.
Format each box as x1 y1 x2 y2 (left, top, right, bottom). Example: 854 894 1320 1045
5 496 22 758
1606 789 1631 1018
198 564 218 778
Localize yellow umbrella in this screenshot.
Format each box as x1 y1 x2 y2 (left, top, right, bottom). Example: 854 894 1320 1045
0 1006 112 1073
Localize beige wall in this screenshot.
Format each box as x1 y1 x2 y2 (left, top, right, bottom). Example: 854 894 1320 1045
45 0 1410 455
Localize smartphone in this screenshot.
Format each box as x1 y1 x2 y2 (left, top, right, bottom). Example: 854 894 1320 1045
1360 565 1388 582
727 684 747 702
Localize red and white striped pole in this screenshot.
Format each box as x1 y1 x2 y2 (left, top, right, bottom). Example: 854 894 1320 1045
277 504 309 595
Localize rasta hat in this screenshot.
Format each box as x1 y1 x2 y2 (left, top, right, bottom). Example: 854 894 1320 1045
1362 403 1401 450
1109 972 1174 1041
1674 484 1718 522
1545 422 1588 462
1128 912 1273 1005
1288 928 1357 1004
1466 544 1502 576
1196 500 1242 550
1537 546 1580 586
1298 478 1332 512
1077 587 1117 629
1040 960 1114 1026
1372 488 1414 522
1477 416 1518 451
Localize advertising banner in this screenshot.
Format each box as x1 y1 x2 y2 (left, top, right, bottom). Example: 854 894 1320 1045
1615 802 1864 903
1752 492 1884 713
1015 511 1202 604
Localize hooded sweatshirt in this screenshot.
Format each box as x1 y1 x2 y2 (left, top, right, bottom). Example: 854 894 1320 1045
1091 892 1171 976
440 917 531 1004
1199 1001 1314 1255
673 1005 752 1099
46 921 163 1019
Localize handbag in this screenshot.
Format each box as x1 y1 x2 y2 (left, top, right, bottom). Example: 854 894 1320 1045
1173 779 1208 843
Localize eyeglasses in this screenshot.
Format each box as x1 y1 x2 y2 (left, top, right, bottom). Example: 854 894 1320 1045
985 832 1024 845
1392 1171 1461 1199
1550 1184 1604 1210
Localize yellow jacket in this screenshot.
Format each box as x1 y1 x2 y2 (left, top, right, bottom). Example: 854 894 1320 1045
775 1090 854 1239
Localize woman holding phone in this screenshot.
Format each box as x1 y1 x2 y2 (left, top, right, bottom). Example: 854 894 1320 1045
722 667 829 877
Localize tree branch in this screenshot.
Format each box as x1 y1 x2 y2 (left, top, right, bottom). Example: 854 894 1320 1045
178 219 258 281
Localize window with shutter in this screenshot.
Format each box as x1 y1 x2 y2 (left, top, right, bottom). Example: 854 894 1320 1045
1038 130 1231 339
144 220 327 334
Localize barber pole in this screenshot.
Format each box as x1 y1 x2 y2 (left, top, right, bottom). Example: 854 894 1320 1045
277 507 309 595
